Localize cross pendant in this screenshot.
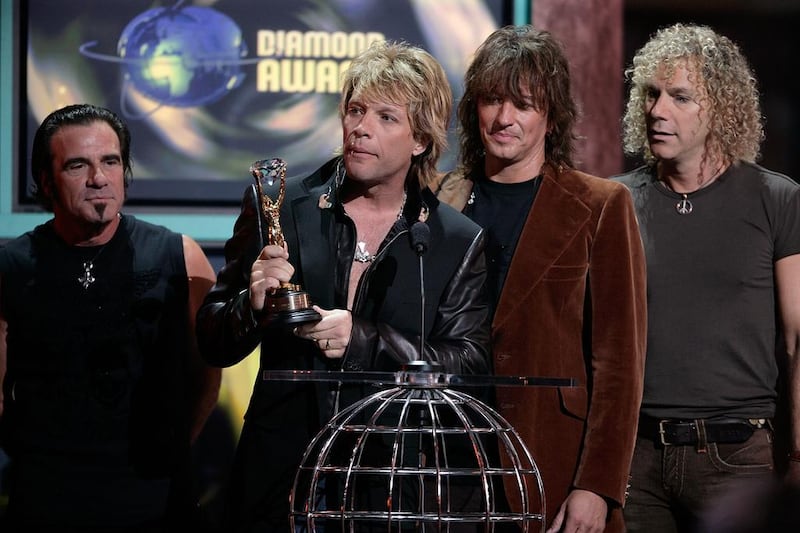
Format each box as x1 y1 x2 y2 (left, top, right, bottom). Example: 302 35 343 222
79 261 95 289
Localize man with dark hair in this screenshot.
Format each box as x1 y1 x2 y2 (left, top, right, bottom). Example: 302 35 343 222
0 103 221 532
431 25 647 533
613 23 800 532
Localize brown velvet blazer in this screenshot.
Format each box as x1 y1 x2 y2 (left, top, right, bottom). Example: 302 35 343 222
431 163 646 532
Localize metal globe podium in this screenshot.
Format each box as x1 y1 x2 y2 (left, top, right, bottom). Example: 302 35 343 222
265 362 574 532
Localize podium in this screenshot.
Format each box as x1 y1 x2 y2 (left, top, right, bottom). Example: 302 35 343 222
264 362 574 532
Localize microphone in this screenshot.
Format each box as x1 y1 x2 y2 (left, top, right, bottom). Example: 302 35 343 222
410 222 430 362
410 221 430 256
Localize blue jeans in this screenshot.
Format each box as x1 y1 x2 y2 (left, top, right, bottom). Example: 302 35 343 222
623 426 775 533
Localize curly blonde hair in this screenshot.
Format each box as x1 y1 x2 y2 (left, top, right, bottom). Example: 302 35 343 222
622 23 763 165
338 40 452 186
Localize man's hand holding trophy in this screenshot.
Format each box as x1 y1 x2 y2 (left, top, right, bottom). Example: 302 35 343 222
250 157 321 327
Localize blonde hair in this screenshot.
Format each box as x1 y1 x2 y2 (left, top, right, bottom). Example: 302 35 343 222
622 23 763 165
339 40 452 185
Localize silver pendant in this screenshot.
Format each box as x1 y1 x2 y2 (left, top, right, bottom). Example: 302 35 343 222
78 261 96 289
676 195 693 215
353 241 375 263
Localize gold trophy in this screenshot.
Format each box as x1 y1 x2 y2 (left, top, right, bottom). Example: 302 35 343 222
250 158 321 327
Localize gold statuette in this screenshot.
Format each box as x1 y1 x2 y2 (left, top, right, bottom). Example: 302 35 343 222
250 158 321 327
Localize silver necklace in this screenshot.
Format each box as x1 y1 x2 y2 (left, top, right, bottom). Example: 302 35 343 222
353 191 407 263
353 241 375 263
676 194 693 215
78 246 106 289
660 180 698 215
662 166 725 215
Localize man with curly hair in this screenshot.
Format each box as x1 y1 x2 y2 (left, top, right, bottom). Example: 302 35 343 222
613 23 800 532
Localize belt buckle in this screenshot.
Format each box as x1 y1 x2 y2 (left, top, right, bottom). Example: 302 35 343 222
658 419 671 446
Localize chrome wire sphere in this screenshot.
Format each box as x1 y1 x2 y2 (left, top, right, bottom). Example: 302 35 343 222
289 366 546 532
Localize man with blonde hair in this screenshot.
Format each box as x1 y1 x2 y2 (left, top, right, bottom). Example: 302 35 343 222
613 23 800 532
197 40 490 531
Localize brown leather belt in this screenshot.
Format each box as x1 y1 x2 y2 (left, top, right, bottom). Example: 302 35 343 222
638 416 764 446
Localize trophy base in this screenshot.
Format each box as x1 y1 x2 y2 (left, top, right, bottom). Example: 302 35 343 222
264 307 322 327
262 285 322 328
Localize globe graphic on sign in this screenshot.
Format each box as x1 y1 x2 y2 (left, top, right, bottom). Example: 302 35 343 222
79 3 259 110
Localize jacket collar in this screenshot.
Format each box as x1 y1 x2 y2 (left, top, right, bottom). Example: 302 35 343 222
430 162 592 329
493 163 591 328
290 158 435 302
312 157 434 225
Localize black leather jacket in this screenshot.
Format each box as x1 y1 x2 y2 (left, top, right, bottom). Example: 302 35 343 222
195 157 490 530
197 157 490 413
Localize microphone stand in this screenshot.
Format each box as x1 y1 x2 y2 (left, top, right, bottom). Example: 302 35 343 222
418 252 425 362
410 221 430 362
409 220 431 528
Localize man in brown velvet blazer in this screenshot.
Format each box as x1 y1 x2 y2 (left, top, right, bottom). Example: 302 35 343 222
430 26 647 533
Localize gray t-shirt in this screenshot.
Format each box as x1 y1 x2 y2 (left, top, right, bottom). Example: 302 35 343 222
612 162 800 419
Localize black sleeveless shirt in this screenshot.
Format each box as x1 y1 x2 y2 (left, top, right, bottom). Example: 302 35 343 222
0 215 190 527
